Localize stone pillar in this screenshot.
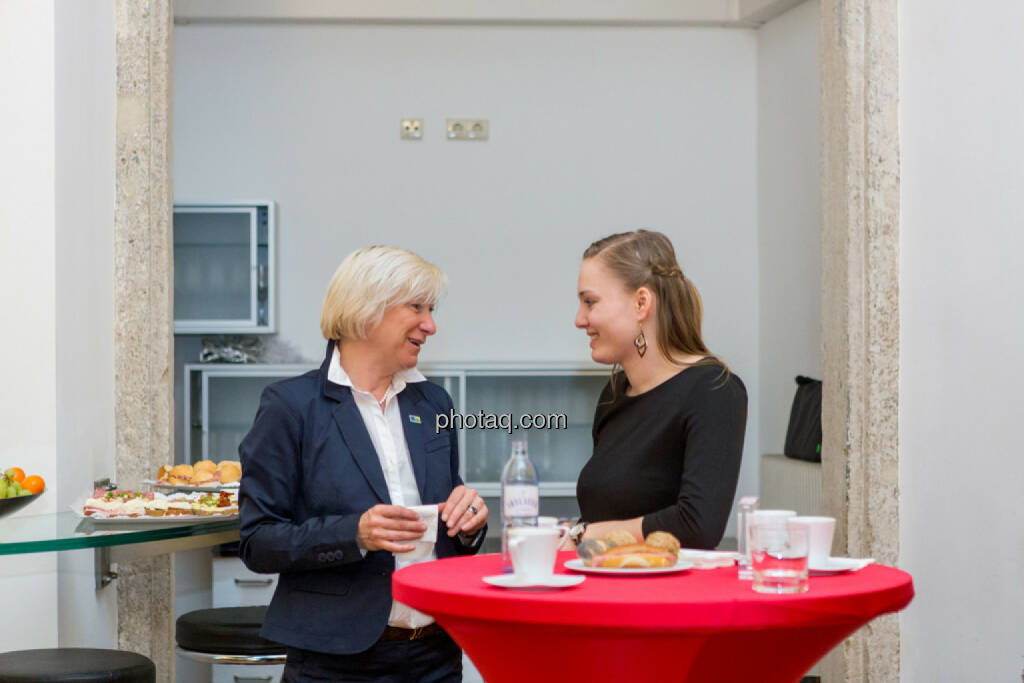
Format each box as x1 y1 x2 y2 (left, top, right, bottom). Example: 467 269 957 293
114 0 174 680
820 0 900 681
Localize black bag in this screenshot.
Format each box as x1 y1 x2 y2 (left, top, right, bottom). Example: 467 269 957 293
784 375 822 462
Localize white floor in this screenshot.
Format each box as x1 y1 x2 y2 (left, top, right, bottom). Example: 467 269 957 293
463 654 485 682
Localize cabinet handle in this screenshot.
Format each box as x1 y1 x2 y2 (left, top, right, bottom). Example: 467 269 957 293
234 578 273 586
234 677 273 683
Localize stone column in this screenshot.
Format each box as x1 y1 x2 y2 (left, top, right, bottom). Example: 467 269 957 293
820 0 900 681
114 1 174 680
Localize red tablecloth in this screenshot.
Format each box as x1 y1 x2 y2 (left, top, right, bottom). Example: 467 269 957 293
393 551 913 683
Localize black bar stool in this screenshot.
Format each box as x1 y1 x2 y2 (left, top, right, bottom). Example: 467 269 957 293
0 648 155 682
176 605 286 669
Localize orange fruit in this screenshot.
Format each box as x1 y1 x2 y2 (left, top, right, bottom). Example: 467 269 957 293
21 475 44 495
7 467 25 483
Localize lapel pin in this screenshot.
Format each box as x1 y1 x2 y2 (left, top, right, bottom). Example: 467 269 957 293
409 415 421 424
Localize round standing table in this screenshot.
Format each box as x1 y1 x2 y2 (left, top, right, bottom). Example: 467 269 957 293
393 551 913 683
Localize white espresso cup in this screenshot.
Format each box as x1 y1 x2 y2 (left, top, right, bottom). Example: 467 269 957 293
787 516 836 566
508 526 570 581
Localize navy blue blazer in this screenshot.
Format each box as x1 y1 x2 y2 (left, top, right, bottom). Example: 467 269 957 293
238 340 484 655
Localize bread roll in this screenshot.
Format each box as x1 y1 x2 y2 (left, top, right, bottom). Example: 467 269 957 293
595 542 660 556
576 539 611 564
218 463 241 484
597 553 674 569
645 531 681 555
190 469 215 485
591 543 678 569
602 530 639 547
194 460 217 474
170 464 194 480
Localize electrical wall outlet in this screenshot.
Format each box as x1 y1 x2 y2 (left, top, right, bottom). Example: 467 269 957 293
400 118 423 140
446 118 489 141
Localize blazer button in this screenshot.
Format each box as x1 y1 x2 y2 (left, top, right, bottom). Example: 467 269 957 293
317 552 327 562
335 550 343 561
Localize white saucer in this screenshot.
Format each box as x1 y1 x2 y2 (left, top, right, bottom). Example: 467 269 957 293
809 557 874 575
482 573 586 589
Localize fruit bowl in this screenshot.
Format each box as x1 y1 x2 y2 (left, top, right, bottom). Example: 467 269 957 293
0 491 43 519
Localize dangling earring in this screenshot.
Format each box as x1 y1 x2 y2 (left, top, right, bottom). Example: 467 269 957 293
634 327 648 358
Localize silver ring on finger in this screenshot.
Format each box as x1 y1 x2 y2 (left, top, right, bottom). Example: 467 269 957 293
468 504 478 515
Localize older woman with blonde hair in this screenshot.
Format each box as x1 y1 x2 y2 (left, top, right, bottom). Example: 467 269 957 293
239 245 487 682
568 229 747 551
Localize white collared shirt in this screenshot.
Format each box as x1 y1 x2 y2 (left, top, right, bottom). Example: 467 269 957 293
327 347 435 628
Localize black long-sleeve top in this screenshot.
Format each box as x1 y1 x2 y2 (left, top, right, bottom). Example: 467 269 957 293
576 364 747 549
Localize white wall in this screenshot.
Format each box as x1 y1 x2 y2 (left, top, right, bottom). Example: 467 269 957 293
0 0 118 652
756 0 820 461
174 23 761 532
54 0 119 649
0 0 60 650
900 2 1024 681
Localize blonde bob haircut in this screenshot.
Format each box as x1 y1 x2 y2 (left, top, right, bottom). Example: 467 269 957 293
320 246 447 342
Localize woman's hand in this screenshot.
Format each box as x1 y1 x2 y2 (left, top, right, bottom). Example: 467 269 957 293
439 485 488 537
357 504 427 553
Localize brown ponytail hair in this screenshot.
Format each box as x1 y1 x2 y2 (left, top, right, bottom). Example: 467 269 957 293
583 229 729 377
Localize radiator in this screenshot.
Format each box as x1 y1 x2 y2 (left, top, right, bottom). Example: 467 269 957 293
759 453 822 515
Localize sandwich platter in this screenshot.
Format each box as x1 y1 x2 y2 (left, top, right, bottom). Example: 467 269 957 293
151 461 242 491
76 488 239 524
72 507 238 525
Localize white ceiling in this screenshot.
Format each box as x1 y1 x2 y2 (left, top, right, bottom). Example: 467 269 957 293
174 0 807 28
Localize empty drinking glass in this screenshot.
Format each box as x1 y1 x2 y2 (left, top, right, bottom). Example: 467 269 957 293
751 520 809 594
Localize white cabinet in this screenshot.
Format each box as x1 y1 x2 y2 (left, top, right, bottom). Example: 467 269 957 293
210 555 283 683
184 362 608 521
212 664 282 683
212 556 279 609
173 201 276 334
184 364 309 465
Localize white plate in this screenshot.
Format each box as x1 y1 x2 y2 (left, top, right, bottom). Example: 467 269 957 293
83 513 238 525
563 558 693 575
482 574 586 590
144 479 240 493
72 506 238 524
809 557 874 575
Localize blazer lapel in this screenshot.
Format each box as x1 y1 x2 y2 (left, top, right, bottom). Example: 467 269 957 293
398 387 429 502
331 393 391 505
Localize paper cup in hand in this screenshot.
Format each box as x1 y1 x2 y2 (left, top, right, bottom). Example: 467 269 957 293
402 504 438 561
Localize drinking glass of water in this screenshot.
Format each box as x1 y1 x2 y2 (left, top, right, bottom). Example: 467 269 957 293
751 520 809 594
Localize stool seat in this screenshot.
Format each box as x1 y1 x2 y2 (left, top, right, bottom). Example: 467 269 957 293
176 606 285 656
0 648 154 682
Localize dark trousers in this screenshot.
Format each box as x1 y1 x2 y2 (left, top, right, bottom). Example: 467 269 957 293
281 632 462 683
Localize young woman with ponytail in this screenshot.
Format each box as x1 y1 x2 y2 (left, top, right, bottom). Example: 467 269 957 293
570 230 747 550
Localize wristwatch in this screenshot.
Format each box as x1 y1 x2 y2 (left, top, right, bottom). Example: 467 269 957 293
568 520 587 546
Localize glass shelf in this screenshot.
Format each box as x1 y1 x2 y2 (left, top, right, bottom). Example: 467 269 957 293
0 511 239 556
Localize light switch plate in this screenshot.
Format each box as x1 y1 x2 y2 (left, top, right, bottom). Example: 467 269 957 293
401 118 423 140
446 118 489 141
